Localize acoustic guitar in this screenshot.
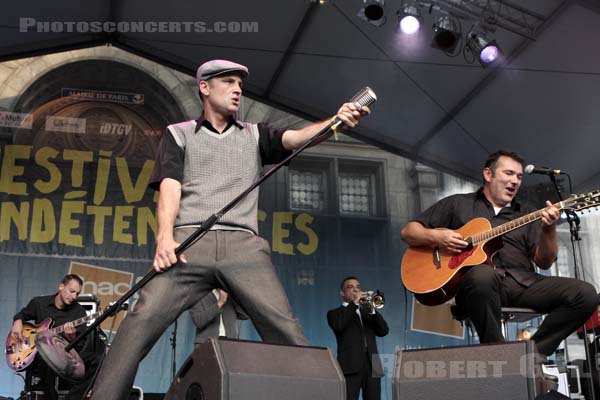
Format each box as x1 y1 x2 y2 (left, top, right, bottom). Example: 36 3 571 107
401 190 600 306
5 309 103 372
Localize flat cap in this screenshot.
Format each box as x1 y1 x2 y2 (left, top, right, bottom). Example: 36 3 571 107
196 59 249 83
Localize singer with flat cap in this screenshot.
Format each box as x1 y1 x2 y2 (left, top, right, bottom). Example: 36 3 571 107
91 59 370 399
401 149 598 356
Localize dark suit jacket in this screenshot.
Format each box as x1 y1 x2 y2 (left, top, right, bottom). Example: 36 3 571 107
188 291 248 344
327 303 389 377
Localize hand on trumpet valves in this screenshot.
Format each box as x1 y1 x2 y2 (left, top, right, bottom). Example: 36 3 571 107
352 291 369 305
359 290 385 314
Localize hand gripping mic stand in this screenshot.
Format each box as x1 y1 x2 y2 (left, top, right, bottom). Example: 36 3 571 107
35 87 377 383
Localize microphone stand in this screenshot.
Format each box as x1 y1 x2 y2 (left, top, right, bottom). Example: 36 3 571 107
64 120 341 354
549 174 596 400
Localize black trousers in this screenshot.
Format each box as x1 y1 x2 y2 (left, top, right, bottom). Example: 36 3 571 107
38 359 61 400
344 351 381 400
456 266 598 356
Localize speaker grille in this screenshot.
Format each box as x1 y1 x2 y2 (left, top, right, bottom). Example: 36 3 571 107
393 341 543 400
165 338 345 400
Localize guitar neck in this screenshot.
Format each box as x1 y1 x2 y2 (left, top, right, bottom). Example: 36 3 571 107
49 309 103 335
471 200 564 245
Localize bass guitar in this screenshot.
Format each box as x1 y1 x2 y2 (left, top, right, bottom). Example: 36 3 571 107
5 309 103 372
401 190 600 306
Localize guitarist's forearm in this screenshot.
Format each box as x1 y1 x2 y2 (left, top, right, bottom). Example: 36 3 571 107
10 319 23 338
401 222 437 247
533 226 558 269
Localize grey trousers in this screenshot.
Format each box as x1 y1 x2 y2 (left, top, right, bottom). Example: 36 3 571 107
91 229 307 400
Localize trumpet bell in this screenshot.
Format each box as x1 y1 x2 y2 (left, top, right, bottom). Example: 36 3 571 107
372 293 385 309
360 290 385 311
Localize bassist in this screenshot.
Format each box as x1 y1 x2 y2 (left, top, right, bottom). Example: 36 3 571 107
400 150 598 356
11 274 99 400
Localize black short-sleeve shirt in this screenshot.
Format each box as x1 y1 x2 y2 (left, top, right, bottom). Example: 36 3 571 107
413 189 542 281
13 294 88 350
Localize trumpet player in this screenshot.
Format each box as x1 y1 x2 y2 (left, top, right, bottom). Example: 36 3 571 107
327 277 389 400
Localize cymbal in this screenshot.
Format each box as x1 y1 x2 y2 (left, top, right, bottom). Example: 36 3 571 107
35 330 85 382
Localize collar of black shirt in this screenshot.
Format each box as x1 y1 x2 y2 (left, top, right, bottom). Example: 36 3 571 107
47 293 74 310
476 187 522 213
194 113 243 134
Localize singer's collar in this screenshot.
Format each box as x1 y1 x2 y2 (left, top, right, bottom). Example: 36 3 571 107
194 113 243 134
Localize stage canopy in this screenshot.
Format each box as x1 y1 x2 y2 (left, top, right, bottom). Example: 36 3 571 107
1 0 599 191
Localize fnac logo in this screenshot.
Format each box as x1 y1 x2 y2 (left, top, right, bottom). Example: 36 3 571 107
69 262 133 332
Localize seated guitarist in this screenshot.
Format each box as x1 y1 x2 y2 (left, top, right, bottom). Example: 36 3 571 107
400 150 598 356
11 274 100 400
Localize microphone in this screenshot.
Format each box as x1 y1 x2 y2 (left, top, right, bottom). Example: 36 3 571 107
524 164 565 175
330 86 377 131
350 86 378 108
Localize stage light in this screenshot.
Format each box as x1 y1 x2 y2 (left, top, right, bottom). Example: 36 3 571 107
466 31 502 66
397 2 422 35
432 16 460 52
358 0 386 27
364 0 385 21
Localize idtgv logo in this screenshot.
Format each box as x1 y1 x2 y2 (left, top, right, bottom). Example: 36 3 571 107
99 122 132 136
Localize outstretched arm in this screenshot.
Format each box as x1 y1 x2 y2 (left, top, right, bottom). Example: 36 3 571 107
281 102 370 150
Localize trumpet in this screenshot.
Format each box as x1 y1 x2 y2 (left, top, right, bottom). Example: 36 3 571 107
359 290 385 314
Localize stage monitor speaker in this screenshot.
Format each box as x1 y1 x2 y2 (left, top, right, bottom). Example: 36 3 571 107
165 338 345 400
393 340 556 400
